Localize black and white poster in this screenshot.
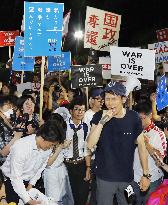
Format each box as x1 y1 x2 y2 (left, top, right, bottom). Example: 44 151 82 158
71 64 102 88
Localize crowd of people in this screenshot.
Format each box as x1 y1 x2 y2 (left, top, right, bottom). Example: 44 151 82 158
0 75 168 205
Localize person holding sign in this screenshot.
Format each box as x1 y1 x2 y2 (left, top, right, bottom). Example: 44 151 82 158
87 82 150 205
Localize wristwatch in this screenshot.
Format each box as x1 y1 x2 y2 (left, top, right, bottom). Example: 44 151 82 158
143 173 151 179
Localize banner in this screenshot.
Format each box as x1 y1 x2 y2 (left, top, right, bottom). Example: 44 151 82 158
0 30 19 47
24 2 64 56
84 6 121 51
148 41 168 63
110 46 155 80
71 64 102 88
12 36 34 71
156 75 168 111
99 57 111 79
48 52 71 71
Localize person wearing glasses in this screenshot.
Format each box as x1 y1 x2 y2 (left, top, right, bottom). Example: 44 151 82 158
84 88 103 130
64 97 91 205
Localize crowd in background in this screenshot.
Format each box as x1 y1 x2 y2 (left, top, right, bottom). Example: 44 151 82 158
0 61 168 205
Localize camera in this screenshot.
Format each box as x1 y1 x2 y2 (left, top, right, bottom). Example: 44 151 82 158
54 84 62 92
10 112 29 132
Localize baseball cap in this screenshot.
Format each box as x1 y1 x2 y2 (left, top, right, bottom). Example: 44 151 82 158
22 89 36 96
90 88 103 98
104 81 126 96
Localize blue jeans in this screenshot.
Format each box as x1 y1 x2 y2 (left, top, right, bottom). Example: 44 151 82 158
132 177 163 205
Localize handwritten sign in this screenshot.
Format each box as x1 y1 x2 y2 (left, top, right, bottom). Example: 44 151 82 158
24 2 64 56
71 64 102 88
84 6 121 51
148 41 168 63
48 52 71 71
110 46 155 80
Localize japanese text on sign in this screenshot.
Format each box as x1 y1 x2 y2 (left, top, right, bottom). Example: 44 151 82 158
84 6 121 51
24 2 64 56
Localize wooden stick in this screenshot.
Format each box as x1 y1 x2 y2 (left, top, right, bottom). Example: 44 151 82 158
39 56 45 121
21 70 24 84
129 91 133 110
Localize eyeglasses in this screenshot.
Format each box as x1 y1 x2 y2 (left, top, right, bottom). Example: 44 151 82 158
73 107 85 112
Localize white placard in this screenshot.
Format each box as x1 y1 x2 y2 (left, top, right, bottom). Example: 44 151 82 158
148 41 168 63
110 46 155 80
84 6 121 51
99 57 111 79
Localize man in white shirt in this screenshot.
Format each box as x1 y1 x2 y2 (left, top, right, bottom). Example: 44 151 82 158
64 97 91 205
133 102 167 204
1 114 67 205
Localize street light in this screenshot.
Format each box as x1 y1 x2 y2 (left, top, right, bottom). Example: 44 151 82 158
74 30 83 39
74 30 83 56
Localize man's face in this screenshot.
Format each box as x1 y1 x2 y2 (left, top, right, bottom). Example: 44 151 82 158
71 105 86 121
105 93 124 116
40 139 58 151
92 96 104 110
139 113 149 129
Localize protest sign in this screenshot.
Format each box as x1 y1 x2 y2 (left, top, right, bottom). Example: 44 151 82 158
48 52 71 71
0 30 19 47
110 46 155 80
24 2 64 56
84 6 121 51
71 64 102 88
12 36 34 71
156 28 168 42
148 41 168 63
99 56 111 79
156 75 168 111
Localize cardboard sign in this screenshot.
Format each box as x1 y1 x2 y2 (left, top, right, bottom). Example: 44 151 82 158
84 6 121 51
110 46 155 80
0 30 19 47
71 64 102 88
12 36 34 71
156 75 168 111
48 52 71 71
24 2 64 56
99 57 111 79
148 41 168 63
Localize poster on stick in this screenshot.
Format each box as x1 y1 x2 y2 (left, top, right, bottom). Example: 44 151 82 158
71 64 102 88
24 2 64 56
12 36 34 71
148 41 168 63
110 46 155 80
48 52 71 71
84 6 121 51
0 30 19 47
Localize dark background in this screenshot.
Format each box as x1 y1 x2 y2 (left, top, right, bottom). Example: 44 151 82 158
0 0 167 63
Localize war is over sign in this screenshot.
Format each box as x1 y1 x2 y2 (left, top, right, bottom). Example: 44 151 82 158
110 46 155 80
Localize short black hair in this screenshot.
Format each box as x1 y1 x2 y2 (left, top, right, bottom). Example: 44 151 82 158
0 95 13 107
69 97 86 110
134 102 152 116
17 95 35 109
36 113 67 143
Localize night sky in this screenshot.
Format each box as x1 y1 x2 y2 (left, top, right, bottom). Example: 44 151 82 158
0 0 167 62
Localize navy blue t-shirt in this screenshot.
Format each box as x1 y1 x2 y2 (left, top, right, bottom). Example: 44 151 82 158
91 109 143 182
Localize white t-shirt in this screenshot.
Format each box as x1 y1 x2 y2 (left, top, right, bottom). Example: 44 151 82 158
84 109 95 130
134 124 167 183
